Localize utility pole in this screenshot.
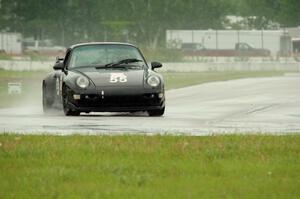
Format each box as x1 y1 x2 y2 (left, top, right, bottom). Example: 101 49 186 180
215 30 218 62
261 29 264 49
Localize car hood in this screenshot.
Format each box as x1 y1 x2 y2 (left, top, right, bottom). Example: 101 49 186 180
71 67 146 87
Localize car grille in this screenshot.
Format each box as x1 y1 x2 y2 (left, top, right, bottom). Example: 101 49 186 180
75 94 162 108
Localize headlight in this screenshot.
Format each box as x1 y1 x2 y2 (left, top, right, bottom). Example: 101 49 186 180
147 76 160 87
76 76 89 89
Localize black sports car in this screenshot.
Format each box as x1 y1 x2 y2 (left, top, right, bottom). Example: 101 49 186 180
42 42 165 116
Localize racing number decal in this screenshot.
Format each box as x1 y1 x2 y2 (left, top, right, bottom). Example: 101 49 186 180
110 73 127 83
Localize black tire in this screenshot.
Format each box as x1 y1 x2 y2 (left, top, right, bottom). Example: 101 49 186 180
62 85 80 116
42 83 54 114
148 107 165 117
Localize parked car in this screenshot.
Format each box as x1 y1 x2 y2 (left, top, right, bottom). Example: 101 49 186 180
42 42 165 116
292 38 300 62
181 42 270 57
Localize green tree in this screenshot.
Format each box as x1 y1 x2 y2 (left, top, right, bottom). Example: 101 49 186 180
279 0 300 27
3 0 299 48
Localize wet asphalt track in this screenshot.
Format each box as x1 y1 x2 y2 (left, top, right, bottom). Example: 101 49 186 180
1 75 300 135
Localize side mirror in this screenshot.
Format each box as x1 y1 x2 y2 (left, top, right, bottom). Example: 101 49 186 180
56 56 64 63
53 62 64 70
151 61 162 70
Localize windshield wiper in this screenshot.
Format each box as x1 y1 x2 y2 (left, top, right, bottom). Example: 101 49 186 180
95 58 142 69
72 65 95 69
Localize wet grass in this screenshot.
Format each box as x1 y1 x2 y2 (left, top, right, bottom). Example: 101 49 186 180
163 71 284 90
0 70 283 107
0 134 299 199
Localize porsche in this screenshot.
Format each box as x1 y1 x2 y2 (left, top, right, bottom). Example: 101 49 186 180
42 42 165 116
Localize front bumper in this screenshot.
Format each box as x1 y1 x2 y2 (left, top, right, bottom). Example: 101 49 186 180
66 88 165 112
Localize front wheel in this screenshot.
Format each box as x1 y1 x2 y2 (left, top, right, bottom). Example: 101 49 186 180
148 107 165 117
62 86 80 116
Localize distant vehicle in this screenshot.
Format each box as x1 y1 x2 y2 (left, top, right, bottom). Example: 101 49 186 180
292 38 300 61
181 42 271 57
42 42 165 116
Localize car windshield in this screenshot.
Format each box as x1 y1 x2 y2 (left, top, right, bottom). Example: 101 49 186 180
69 44 145 69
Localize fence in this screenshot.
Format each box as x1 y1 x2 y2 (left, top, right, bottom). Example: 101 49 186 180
166 30 295 58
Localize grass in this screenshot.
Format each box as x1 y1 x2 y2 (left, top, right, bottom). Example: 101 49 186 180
163 71 284 90
0 53 12 60
23 51 53 61
0 70 284 107
0 134 299 199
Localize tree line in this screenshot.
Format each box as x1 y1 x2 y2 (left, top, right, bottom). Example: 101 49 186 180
0 0 299 48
